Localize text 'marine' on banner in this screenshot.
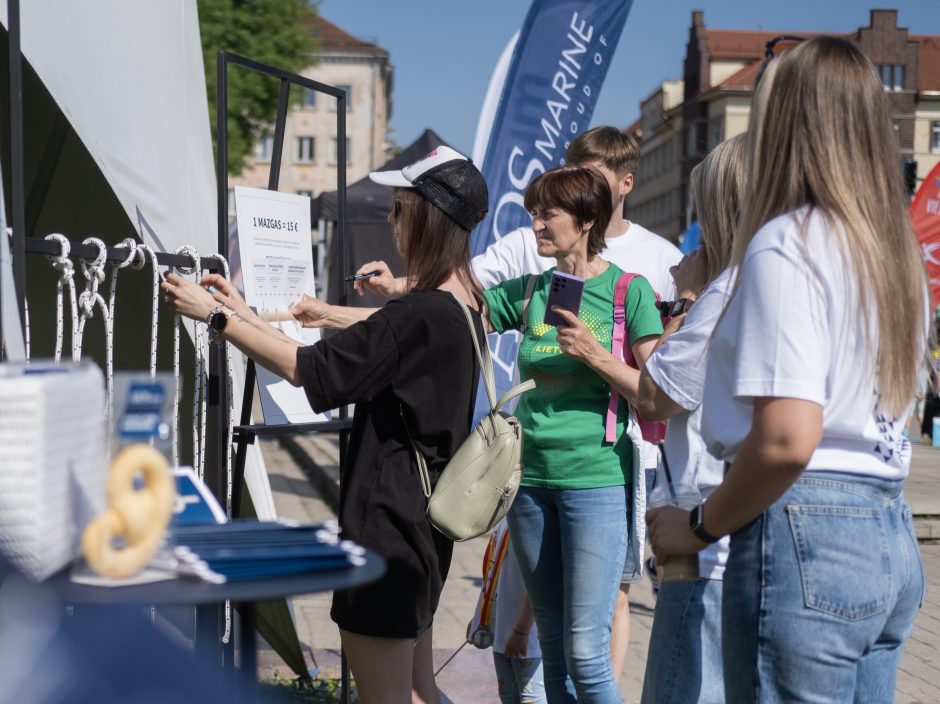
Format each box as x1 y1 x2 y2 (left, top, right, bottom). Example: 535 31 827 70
471 0 634 257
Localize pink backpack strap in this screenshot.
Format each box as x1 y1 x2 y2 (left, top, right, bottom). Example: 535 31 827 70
605 272 668 445
606 273 635 442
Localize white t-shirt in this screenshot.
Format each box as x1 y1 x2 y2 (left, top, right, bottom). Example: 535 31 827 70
472 222 682 298
644 269 733 580
701 209 917 480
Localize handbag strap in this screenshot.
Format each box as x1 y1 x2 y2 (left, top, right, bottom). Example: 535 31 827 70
402 293 536 499
450 293 535 414
519 274 538 336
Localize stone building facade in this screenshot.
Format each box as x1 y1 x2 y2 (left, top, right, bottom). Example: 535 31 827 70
627 9 940 242
228 15 393 204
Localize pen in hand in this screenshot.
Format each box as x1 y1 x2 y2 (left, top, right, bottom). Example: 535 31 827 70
344 270 381 282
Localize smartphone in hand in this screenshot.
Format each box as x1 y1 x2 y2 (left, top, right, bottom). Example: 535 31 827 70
543 271 585 327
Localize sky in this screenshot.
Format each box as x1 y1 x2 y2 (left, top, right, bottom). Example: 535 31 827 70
318 0 940 155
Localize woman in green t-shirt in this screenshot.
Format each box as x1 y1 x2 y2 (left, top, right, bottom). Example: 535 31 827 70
483 165 663 703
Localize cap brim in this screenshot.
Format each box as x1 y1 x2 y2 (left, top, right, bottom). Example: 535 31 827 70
368 169 412 188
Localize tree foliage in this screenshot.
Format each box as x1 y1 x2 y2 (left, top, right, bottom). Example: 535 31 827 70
198 0 319 175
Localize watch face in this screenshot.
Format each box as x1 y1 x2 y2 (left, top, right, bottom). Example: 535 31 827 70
209 311 227 332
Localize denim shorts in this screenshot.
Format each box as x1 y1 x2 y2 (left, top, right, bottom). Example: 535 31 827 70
621 467 657 584
722 471 925 703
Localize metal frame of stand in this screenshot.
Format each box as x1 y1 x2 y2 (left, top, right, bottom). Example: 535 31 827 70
216 52 355 700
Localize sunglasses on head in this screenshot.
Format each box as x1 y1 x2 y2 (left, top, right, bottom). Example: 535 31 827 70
764 35 805 59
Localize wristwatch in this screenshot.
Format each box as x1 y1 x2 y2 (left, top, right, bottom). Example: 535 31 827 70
689 503 720 544
206 303 235 340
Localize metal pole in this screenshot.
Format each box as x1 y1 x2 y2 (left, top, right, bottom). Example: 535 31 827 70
217 51 229 255
8 0 25 336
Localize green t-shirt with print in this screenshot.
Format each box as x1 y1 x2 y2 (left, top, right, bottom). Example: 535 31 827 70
483 264 664 490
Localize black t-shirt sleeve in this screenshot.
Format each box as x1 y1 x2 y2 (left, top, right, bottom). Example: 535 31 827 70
296 311 400 413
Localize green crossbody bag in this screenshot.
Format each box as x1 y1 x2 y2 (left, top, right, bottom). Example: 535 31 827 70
402 294 535 542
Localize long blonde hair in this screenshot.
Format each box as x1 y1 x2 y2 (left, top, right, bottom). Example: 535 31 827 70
737 37 928 416
691 133 748 284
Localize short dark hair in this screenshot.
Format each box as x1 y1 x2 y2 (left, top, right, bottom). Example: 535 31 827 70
523 166 612 256
565 126 640 176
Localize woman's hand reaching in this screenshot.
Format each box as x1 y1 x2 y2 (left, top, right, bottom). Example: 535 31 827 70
292 295 334 328
200 273 255 322
162 272 218 323
352 260 404 298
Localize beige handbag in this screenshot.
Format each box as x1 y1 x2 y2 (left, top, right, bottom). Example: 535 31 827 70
404 294 535 542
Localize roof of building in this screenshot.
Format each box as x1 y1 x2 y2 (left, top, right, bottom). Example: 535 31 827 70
700 27 940 97
308 14 387 54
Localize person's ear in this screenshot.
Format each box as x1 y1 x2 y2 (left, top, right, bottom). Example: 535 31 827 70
621 172 635 198
582 219 595 234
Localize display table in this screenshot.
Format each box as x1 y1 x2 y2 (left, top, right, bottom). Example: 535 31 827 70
48 551 385 694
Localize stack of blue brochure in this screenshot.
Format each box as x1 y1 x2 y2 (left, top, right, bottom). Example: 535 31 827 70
170 467 364 583
171 520 365 583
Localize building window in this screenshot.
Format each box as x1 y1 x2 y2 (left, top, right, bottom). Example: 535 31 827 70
296 136 315 164
707 119 723 150
331 84 352 112
302 88 316 109
878 64 905 91
329 138 351 165
256 133 274 162
932 121 940 153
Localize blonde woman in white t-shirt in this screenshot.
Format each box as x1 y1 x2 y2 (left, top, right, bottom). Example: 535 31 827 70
646 37 931 703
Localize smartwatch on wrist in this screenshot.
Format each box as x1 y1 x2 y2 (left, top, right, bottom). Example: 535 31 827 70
689 503 720 544
206 304 235 340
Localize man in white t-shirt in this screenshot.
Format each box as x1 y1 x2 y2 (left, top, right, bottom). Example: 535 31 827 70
292 127 681 681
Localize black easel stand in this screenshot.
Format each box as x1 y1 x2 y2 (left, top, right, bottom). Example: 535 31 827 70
216 53 354 697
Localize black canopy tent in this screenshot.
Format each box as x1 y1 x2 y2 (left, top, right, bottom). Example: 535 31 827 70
315 129 454 308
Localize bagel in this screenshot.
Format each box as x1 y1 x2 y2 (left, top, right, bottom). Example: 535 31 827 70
81 444 175 579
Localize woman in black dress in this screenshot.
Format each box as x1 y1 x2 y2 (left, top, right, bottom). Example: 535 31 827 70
163 146 488 704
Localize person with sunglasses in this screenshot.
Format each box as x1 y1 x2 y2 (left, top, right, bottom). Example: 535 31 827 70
164 146 488 704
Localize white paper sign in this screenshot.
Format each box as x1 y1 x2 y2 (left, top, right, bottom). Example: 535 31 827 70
234 186 329 425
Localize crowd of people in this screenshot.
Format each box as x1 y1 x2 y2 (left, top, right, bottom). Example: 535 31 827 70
163 36 934 704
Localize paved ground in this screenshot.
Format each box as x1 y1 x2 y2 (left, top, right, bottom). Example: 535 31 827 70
258 437 940 703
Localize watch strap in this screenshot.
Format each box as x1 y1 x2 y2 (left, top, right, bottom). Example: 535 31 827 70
689 503 720 544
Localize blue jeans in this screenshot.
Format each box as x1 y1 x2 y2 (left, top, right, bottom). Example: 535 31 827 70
641 578 724 704
508 485 627 704
722 471 925 703
494 652 547 704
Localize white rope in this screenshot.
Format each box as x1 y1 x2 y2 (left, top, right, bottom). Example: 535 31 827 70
102 238 138 417
75 237 113 416
205 253 236 646
131 244 161 381
172 245 207 479
44 234 78 364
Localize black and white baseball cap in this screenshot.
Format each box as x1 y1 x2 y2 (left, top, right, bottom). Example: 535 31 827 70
369 146 489 231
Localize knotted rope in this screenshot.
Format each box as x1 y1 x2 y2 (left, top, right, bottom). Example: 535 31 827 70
44 233 78 363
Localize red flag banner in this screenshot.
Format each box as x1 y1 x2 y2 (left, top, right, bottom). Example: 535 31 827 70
911 160 940 308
